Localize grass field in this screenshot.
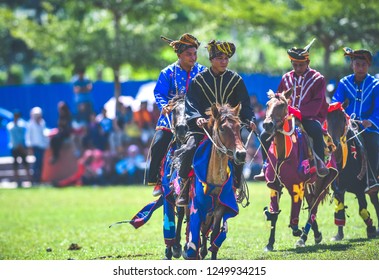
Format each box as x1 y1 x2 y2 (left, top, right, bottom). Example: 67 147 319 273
0 182 379 260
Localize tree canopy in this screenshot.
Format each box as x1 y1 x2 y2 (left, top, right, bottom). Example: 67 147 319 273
1 0 379 87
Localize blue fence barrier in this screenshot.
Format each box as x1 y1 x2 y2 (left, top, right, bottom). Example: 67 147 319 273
0 74 282 156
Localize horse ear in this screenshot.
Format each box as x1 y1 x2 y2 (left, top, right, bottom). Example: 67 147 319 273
233 103 241 115
267 89 275 99
211 103 220 119
342 98 349 110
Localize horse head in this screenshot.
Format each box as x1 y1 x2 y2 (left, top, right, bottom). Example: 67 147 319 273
169 95 188 144
206 103 246 165
262 88 293 136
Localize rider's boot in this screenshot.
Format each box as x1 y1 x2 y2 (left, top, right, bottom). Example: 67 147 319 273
254 165 266 181
176 178 190 207
151 179 163 197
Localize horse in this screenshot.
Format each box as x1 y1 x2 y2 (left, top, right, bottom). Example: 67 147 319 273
325 101 379 240
261 89 338 251
159 94 191 259
112 95 190 260
182 103 246 260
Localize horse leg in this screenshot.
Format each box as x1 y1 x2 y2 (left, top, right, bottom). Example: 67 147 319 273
356 192 376 238
368 192 379 235
172 207 184 259
164 246 173 260
331 188 346 241
311 220 322 244
208 206 225 260
199 213 213 260
289 184 303 237
264 189 281 251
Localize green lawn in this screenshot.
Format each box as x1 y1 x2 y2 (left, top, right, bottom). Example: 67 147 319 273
0 183 378 260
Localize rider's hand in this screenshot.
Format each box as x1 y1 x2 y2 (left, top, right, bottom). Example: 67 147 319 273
362 119 372 128
162 105 171 116
249 121 257 132
196 118 207 128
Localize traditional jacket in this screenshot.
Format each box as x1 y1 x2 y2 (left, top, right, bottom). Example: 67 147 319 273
332 73 379 133
185 68 254 132
278 68 328 124
154 61 206 129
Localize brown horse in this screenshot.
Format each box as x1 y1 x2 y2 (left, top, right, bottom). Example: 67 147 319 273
182 103 246 260
261 89 338 251
326 101 379 240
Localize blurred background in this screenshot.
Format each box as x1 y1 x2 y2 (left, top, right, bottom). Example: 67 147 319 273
1 0 378 186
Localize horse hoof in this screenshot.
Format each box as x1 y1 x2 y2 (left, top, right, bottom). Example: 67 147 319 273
295 239 306 248
264 244 274 252
164 247 172 260
367 225 376 239
314 232 322 244
172 244 182 259
292 229 302 237
199 248 208 260
330 233 344 241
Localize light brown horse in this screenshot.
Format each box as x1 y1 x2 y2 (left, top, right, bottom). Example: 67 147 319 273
183 103 246 260
261 89 338 250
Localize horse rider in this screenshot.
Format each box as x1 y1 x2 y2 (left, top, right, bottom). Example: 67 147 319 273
332 47 379 194
254 38 329 181
148 33 206 196
176 39 257 207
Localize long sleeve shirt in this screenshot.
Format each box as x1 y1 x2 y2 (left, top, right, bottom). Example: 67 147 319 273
185 68 255 132
332 73 379 133
154 61 206 129
278 68 328 124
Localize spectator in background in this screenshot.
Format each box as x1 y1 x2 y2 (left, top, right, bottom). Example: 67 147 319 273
95 107 112 151
73 68 93 123
6 110 31 187
115 144 145 185
25 107 48 184
49 101 72 164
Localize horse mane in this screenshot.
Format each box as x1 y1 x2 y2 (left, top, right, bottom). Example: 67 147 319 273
169 94 185 105
205 103 241 131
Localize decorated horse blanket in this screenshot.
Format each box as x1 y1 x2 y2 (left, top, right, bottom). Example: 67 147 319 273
127 145 179 246
265 117 317 191
186 139 238 258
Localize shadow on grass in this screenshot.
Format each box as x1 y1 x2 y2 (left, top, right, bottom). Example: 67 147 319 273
277 237 372 254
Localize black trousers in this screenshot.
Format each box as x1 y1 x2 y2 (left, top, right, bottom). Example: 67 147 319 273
147 129 173 184
362 131 379 179
259 119 325 163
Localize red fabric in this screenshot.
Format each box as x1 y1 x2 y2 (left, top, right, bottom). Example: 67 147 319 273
328 102 343 112
288 106 302 121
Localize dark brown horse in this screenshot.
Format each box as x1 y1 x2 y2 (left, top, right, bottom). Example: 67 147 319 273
326 101 379 240
182 103 246 260
261 89 338 251
161 94 190 260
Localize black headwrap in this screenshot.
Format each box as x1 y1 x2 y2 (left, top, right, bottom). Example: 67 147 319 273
287 38 316 62
207 40 236 60
343 47 372 64
160 33 200 54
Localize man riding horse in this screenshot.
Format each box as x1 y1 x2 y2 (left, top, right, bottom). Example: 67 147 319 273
331 47 379 194
255 38 330 183
176 39 257 207
147 33 206 196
